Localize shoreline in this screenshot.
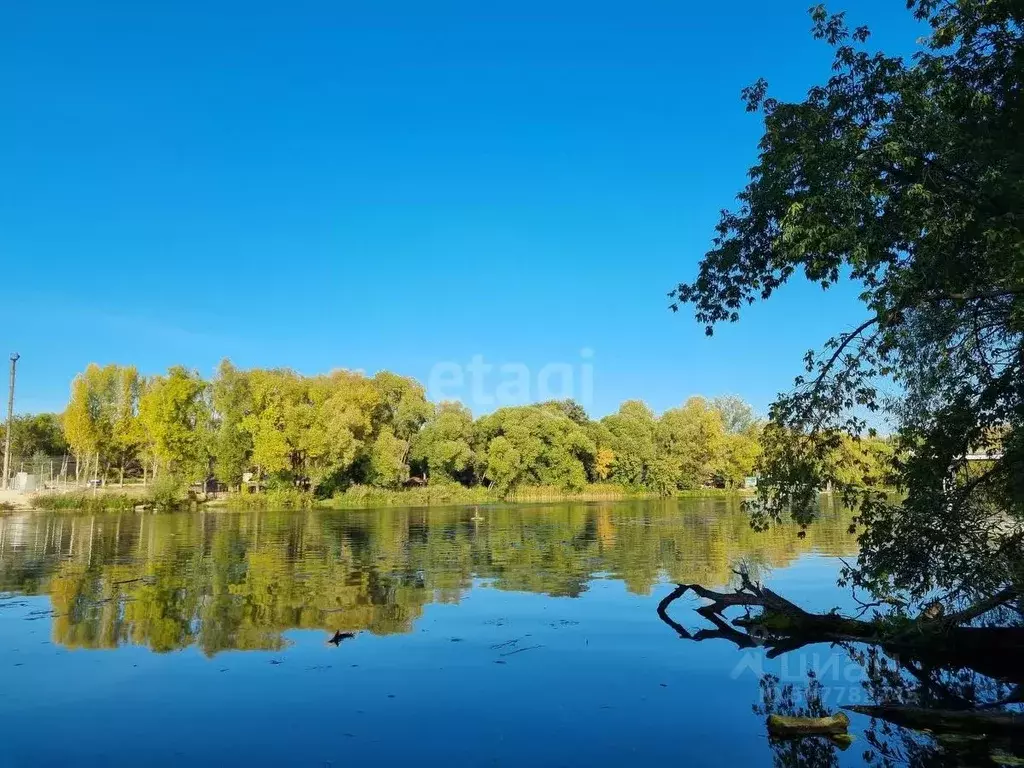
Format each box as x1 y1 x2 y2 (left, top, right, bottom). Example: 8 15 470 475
5 485 756 514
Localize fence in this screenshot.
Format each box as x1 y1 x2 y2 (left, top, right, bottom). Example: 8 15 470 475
3 455 86 491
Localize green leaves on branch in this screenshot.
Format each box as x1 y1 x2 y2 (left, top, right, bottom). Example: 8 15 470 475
672 1 1024 603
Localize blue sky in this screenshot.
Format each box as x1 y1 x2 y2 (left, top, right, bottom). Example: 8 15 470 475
1 0 922 417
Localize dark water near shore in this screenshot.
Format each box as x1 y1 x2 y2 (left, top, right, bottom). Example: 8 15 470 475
0 498 868 767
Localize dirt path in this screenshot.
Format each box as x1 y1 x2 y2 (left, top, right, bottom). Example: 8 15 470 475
0 489 35 509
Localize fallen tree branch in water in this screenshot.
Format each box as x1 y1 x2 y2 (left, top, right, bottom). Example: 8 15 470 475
656 578 1024 684
844 704 1024 736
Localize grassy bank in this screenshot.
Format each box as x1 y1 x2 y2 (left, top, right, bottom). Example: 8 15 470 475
32 491 142 513
29 476 195 513
25 483 754 513
315 483 749 510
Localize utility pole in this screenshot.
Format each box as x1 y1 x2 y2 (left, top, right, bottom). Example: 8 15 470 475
2 353 18 491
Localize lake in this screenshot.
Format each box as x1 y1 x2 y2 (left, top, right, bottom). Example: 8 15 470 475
0 498 872 767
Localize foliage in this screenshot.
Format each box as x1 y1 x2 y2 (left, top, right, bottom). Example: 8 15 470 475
0 413 68 460
600 401 658 486
658 397 728 489
224 487 313 510
148 474 186 510
367 426 410 488
410 401 475 484
32 492 138 513
139 366 211 484
671 2 1024 608
475 405 595 496
53 363 821 503
210 359 252 487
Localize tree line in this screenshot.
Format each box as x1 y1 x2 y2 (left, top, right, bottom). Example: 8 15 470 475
3 360 894 500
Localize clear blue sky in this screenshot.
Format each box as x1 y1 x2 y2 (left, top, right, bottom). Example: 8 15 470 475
1 0 922 418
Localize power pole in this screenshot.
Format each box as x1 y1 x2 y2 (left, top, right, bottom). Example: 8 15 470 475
2 353 18 491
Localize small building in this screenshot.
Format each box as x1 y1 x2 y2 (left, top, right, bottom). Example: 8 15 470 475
13 472 38 492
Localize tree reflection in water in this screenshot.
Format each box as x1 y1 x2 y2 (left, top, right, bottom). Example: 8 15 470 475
0 498 855 655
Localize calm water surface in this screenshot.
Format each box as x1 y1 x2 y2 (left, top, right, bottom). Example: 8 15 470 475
0 498 865 767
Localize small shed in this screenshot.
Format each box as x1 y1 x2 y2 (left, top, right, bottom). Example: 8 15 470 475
13 472 38 492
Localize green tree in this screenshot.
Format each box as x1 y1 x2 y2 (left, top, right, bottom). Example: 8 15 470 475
671 1 1024 608
211 360 253 487
0 413 68 459
721 427 761 488
410 402 475 484
110 366 144 485
62 363 141 482
657 397 727 490
139 366 211 483
714 395 757 435
368 425 410 488
541 399 590 426
63 370 101 480
601 401 657 486
371 372 432 441
476 405 595 496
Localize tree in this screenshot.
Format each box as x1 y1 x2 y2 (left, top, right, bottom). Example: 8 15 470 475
593 447 616 481
62 363 141 482
475 405 595 496
410 402 475 484
714 395 757 435
109 367 144 485
721 427 761 488
657 397 727 489
211 360 253 487
670 0 1023 639
139 366 211 483
371 371 432 441
63 369 101 480
368 426 410 488
0 413 68 459
541 399 590 426
601 401 657 486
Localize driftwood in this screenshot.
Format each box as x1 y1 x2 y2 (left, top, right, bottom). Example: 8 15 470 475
766 712 850 738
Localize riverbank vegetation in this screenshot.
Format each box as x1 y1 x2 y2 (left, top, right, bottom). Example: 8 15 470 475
6 363 895 508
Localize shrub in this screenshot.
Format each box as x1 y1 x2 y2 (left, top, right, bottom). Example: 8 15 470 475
147 475 186 510
32 492 137 513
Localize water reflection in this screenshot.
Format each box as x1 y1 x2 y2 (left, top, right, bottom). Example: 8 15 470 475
0 498 856 656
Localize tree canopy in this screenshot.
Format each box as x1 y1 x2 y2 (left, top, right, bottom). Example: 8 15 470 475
47 361 779 499
671 1 1023 611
